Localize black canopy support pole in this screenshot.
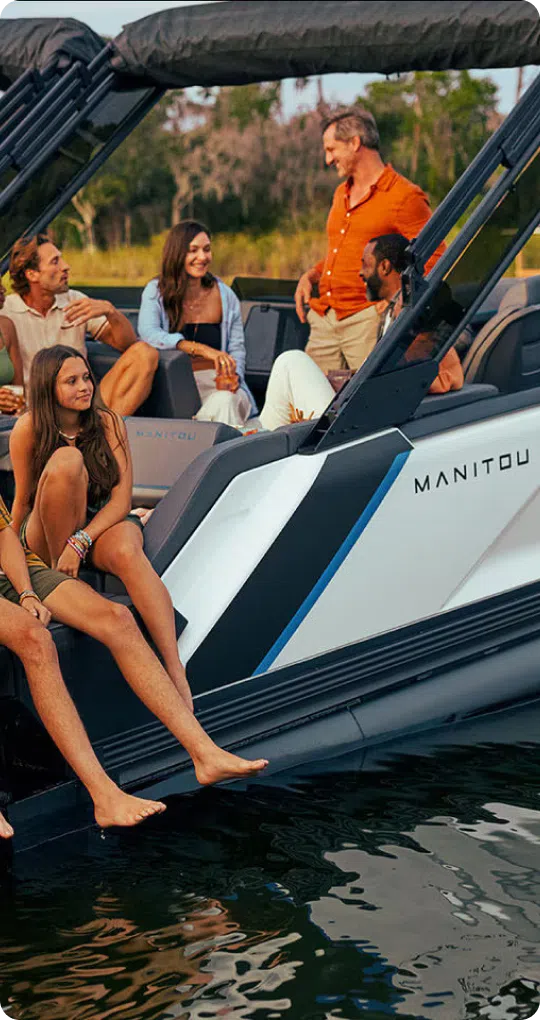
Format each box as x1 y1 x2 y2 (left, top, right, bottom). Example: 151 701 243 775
434 205 540 365
0 83 163 275
0 71 117 210
412 73 540 270
0 61 88 160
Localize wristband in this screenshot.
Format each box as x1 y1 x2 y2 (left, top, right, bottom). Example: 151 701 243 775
19 589 40 605
67 536 86 561
74 529 93 549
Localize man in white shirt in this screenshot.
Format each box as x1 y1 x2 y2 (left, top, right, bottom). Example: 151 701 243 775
3 233 159 414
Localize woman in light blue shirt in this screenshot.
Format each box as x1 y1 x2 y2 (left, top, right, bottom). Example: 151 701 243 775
138 221 257 426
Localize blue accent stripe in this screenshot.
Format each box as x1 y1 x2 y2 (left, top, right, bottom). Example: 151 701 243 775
253 449 411 676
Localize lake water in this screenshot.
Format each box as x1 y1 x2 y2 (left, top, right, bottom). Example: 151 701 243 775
2 701 540 1020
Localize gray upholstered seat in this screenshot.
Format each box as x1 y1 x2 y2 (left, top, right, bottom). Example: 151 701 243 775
462 277 540 393
87 341 201 419
127 417 239 507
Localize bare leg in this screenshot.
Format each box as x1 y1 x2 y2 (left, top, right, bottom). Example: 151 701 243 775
92 523 193 710
44 580 268 784
100 342 159 416
25 447 88 567
0 599 166 828
25 454 193 711
0 811 13 839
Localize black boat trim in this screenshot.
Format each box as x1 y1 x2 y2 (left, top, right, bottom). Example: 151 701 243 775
94 577 540 785
403 385 540 441
187 430 412 691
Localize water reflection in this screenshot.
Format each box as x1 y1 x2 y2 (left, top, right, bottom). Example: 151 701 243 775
2 702 540 1019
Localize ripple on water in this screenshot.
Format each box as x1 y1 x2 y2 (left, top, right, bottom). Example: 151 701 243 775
2 702 540 1019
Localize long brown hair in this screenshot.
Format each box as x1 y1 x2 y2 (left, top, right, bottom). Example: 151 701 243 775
10 233 50 296
158 220 215 331
28 345 124 507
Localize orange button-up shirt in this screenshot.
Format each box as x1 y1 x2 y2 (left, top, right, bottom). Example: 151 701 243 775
311 164 444 320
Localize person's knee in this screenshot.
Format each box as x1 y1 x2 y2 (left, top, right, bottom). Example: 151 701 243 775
42 448 86 491
43 446 86 483
105 535 143 576
274 350 312 373
129 341 159 376
93 598 137 643
18 620 55 667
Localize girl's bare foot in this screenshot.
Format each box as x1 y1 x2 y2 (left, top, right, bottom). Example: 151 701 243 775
194 749 268 786
0 810 14 839
93 790 166 829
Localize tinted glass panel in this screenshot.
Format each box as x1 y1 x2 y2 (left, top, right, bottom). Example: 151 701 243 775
0 87 152 264
377 147 540 373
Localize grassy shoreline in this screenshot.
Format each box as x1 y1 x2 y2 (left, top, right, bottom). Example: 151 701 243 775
66 228 327 288
61 228 540 288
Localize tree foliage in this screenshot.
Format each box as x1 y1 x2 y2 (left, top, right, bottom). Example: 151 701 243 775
53 71 499 251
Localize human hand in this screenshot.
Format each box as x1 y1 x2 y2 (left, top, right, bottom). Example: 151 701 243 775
56 543 82 578
196 345 237 375
131 507 154 527
288 403 314 424
21 595 52 626
63 297 112 329
295 272 313 323
0 387 24 414
215 358 240 392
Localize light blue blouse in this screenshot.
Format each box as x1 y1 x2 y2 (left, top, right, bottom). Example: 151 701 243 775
138 277 257 417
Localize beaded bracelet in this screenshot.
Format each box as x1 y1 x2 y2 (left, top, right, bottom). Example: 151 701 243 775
67 530 93 562
67 536 87 561
75 530 93 549
18 589 40 604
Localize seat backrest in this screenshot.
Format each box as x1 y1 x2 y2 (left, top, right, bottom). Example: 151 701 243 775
87 342 201 419
126 417 239 507
244 303 309 379
462 304 540 392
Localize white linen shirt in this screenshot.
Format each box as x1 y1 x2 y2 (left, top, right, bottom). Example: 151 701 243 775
2 290 108 390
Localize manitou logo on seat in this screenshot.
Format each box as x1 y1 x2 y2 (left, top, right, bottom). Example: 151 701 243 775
414 449 530 495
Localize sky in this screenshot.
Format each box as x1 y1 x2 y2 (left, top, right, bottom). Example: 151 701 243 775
0 0 538 117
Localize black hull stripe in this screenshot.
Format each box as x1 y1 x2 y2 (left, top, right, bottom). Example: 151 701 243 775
187 430 412 692
254 449 411 675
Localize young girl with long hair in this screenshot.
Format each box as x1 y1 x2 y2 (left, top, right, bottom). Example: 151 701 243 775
11 344 192 709
138 220 257 428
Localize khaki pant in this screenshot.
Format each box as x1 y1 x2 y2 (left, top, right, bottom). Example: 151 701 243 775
305 305 379 372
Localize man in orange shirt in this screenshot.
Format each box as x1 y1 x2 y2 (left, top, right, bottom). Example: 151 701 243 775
295 108 444 373
258 232 462 430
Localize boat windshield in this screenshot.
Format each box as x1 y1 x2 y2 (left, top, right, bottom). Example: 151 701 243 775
377 145 540 375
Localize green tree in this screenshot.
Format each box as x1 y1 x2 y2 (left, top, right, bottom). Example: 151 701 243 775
362 71 498 205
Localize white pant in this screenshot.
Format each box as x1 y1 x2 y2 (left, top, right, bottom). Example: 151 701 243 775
259 350 335 431
194 369 252 428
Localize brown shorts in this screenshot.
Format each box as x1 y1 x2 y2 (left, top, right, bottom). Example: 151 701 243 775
0 563 69 604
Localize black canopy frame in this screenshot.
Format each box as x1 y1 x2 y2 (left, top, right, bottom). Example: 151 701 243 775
0 2 539 447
